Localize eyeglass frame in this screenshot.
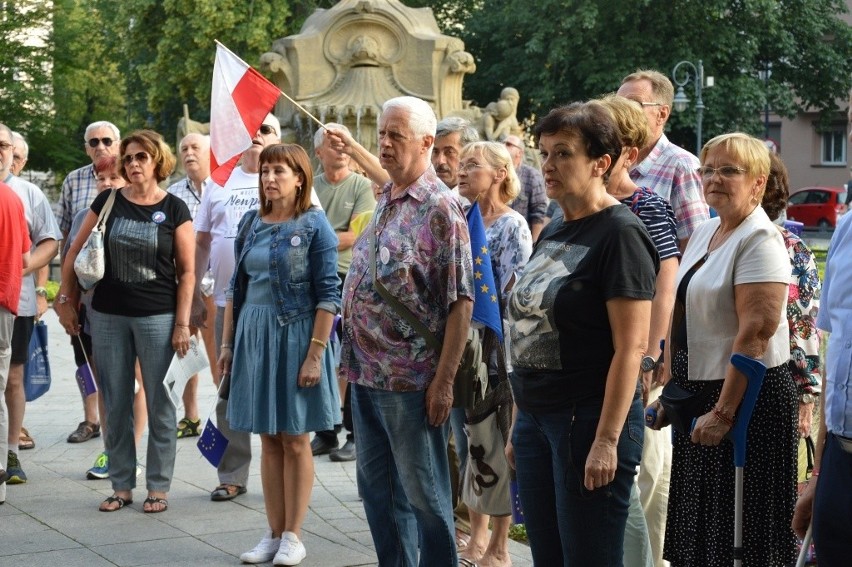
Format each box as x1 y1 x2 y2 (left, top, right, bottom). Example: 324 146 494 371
258 124 277 136
88 137 115 148
458 161 489 174
696 165 747 179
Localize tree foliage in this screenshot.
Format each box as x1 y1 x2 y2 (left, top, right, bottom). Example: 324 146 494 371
0 0 53 157
448 0 852 147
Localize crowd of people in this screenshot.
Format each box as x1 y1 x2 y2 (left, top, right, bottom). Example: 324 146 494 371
0 64 849 567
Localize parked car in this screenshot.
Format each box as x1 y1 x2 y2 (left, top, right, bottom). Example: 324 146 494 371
786 186 848 229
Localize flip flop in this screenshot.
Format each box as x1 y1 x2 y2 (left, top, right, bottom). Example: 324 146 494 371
99 494 132 512
143 496 168 513
459 558 478 567
456 528 471 552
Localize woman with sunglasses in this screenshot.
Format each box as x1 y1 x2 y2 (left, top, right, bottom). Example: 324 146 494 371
58 129 194 513
647 133 797 565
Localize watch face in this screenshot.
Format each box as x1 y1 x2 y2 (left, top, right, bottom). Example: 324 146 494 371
641 356 657 372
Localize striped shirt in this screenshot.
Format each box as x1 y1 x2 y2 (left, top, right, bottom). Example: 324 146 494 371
629 134 709 241
620 187 680 261
166 176 209 220
511 163 548 227
57 164 98 234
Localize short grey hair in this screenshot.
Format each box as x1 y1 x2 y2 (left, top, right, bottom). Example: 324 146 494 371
179 132 210 148
382 96 437 140
314 122 352 150
84 121 120 141
0 123 12 140
436 116 480 146
12 131 29 158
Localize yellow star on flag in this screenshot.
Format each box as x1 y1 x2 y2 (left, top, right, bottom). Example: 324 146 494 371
480 284 489 293
481 245 488 254
475 256 483 265
475 270 483 280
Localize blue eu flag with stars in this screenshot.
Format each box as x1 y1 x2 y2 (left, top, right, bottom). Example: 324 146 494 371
197 418 229 467
466 201 503 342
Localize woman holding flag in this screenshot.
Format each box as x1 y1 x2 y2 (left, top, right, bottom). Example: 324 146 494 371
456 141 533 567
505 102 658 565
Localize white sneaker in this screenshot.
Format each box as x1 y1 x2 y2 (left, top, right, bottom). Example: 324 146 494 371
240 529 281 564
273 532 306 565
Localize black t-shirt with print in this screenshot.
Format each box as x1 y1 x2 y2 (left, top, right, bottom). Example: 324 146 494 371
508 204 659 412
91 189 192 317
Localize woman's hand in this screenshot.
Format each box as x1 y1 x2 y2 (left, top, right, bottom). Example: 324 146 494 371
298 352 323 388
798 401 814 438
654 358 670 386
56 302 81 336
792 477 816 539
217 346 233 378
644 399 669 430
690 410 732 446
584 438 618 490
171 325 191 357
505 424 516 470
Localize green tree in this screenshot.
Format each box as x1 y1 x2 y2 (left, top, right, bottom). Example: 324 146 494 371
0 0 53 155
36 0 128 179
448 0 852 147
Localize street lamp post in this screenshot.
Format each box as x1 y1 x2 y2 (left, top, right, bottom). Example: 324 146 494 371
758 62 772 141
672 59 707 155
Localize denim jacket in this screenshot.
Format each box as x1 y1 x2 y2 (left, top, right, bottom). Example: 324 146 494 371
228 208 340 326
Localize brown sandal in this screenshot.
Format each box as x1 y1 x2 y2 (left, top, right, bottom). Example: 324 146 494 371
67 421 101 443
19 427 35 450
143 496 168 513
210 483 246 501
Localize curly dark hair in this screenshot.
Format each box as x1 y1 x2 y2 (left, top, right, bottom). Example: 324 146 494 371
761 153 790 222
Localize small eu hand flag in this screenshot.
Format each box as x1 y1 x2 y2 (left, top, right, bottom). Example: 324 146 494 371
466 201 504 341
75 363 97 398
197 418 229 467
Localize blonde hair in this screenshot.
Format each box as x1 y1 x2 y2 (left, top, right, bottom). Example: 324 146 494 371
621 69 675 107
701 133 771 200
597 94 651 150
461 141 520 204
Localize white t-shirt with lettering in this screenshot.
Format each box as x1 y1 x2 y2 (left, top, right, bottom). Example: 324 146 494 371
195 165 322 307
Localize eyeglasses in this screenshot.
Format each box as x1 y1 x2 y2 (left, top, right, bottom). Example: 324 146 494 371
697 165 746 179
259 124 276 136
123 152 150 166
459 162 487 174
88 137 114 148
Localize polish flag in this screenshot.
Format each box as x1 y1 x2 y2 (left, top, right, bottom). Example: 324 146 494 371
209 43 281 186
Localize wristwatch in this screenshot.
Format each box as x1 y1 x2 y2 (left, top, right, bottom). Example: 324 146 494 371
640 355 657 373
35 286 47 298
800 393 816 404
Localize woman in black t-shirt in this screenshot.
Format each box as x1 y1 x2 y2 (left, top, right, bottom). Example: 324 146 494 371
506 102 658 565
58 130 194 514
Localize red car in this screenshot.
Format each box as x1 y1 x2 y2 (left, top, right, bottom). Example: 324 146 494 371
786 186 848 229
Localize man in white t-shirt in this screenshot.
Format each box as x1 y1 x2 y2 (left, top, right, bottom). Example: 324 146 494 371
192 114 281 502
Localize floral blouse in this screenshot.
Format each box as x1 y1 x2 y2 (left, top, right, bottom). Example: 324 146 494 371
781 228 821 395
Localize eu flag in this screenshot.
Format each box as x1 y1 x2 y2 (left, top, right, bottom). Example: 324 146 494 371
466 202 503 341
75 363 97 398
197 418 229 467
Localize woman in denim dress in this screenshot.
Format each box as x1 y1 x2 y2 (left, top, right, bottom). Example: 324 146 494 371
219 144 340 566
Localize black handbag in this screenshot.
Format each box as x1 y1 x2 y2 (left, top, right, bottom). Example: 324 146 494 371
658 379 718 435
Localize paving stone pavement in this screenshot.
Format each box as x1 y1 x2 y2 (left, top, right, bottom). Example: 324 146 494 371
0 309 532 567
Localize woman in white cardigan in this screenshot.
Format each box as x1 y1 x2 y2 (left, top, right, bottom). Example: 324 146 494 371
648 133 798 566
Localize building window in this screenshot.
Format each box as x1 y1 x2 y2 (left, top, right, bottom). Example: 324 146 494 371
821 127 847 165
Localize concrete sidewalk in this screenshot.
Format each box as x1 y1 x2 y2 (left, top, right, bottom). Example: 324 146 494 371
0 309 532 567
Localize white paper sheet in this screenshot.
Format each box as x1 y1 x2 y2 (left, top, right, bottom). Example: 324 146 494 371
163 336 210 409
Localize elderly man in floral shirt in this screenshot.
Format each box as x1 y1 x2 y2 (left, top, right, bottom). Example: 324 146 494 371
339 96 475 566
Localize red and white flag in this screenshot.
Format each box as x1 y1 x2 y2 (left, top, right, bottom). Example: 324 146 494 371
209 43 281 186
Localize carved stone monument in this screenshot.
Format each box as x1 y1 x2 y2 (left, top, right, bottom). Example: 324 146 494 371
260 0 478 154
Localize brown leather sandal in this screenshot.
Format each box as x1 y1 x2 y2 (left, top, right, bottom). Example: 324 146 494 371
67 421 101 443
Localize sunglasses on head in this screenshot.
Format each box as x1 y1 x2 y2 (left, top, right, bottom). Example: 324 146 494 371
259 124 276 136
123 152 150 166
88 137 114 148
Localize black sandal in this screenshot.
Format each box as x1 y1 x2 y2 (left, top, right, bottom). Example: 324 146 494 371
143 496 168 513
99 494 132 512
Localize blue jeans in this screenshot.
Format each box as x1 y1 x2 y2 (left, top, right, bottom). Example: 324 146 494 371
513 397 644 566
813 433 852 564
90 309 177 492
352 384 457 567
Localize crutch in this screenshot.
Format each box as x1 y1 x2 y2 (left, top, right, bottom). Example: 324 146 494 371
728 353 767 567
795 524 813 567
